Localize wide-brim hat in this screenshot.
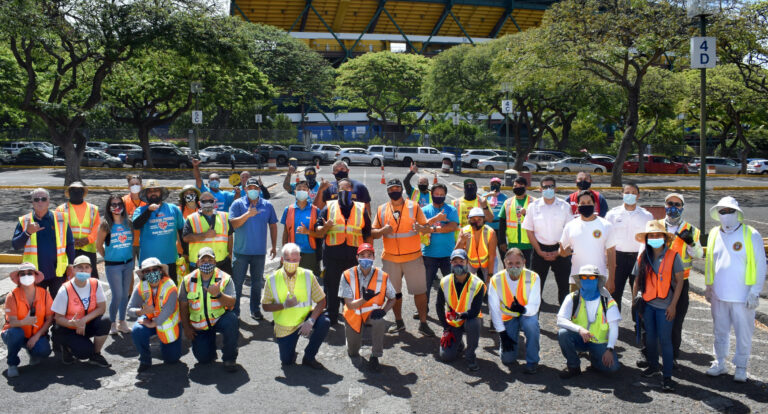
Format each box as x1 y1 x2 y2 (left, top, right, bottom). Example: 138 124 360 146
709 196 743 222
572 264 610 296
9 262 44 286
139 179 169 203
635 219 675 244
65 181 88 198
178 184 201 204
468 207 485 218
136 257 169 279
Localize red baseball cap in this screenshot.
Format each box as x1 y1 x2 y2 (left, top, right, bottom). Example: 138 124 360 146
357 243 374 254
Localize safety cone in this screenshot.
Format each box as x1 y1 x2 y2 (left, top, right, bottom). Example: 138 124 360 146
433 172 438 185
380 165 386 184
315 159 321 172
295 174 300 183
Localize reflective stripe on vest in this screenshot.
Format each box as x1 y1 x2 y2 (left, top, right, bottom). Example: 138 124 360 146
379 200 422 255
325 201 364 247
641 249 676 302
343 267 387 333
20 211 69 277
571 292 616 344
452 198 480 239
464 224 491 269
58 202 97 253
187 211 230 261
411 190 432 207
63 279 99 327
491 269 536 321
504 196 531 245
286 204 318 250
667 221 700 279
8 287 48 338
705 225 757 286
138 277 180 344
184 269 231 330
269 267 313 327
440 274 484 328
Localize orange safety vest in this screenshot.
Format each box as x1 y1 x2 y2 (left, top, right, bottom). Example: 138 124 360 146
20 211 69 277
342 267 388 333
187 211 230 261
286 203 319 250
491 269 537 321
464 224 493 269
123 194 145 247
569 190 602 215
667 221 699 279
440 274 485 328
325 200 365 247
137 277 180 344
4 287 49 338
56 202 98 253
378 200 421 256
63 279 98 328
641 249 677 302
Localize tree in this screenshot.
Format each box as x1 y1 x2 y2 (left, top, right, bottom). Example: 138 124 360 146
718 1 768 98
542 0 690 185
0 46 26 128
336 51 430 145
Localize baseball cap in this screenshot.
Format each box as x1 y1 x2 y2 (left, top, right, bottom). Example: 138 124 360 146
665 193 685 205
245 177 260 188
450 249 468 261
386 178 403 189
357 243 374 254
73 255 91 266
468 207 485 218
198 247 216 260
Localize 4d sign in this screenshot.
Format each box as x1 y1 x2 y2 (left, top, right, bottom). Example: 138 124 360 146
691 37 716 69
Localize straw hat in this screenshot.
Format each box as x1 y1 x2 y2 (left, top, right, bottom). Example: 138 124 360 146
139 179 169 203
65 181 88 198
634 219 674 244
135 257 169 279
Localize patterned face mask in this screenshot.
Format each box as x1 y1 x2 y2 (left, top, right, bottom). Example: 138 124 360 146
145 270 162 284
198 262 216 274
283 261 299 273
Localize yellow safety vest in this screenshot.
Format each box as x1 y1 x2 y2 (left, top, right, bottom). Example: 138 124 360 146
184 268 232 330
137 277 180 344
571 292 616 344
440 273 485 328
269 267 314 327
491 269 537 320
666 221 700 279
187 211 230 262
705 225 757 286
411 190 432 207
504 195 531 246
19 211 69 277
452 197 480 239
57 202 98 253
463 224 492 269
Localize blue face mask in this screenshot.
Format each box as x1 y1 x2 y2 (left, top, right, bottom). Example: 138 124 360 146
666 206 682 218
647 237 665 249
623 193 637 205
209 180 220 189
75 272 90 282
247 189 260 200
451 264 466 275
358 258 373 271
579 278 600 300
542 188 555 199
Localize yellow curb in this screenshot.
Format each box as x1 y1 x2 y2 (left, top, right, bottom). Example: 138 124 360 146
0 254 22 264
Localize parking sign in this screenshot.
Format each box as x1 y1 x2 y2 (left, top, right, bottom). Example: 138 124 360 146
691 37 716 69
501 100 513 114
192 110 203 125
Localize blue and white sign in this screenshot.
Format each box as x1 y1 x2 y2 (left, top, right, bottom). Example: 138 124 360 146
691 37 716 69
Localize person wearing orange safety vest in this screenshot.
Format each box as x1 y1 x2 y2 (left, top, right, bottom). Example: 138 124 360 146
281 180 323 276
56 181 101 279
436 249 486 371
183 191 233 274
2 262 54 378
454 207 497 285
13 187 75 299
127 257 182 373
631 220 685 392
340 243 396 372
51 255 111 367
489 248 541 374
703 197 766 383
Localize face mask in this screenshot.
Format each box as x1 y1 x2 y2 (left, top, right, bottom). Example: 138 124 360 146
334 170 348 181
388 191 402 201
471 222 483 230
209 180 220 189
305 176 316 187
75 272 90 282
145 270 162 284
247 190 260 200
338 190 352 206
184 193 197 204
296 190 309 202
130 185 141 194
542 188 555 199
491 184 501 192
198 262 216 274
623 193 637 205
579 278 600 300
719 213 739 232
576 181 591 190
513 187 526 196
19 275 35 286
666 206 682 219
507 266 523 277
283 261 298 273
578 205 595 217
451 264 466 275
68 189 84 204
110 205 124 215
647 237 665 249
358 258 373 271
432 196 446 206
148 196 162 205
418 184 429 193
464 187 477 201
200 200 216 211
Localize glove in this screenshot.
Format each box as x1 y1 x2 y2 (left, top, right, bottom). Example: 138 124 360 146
445 310 458 322
705 285 713 303
746 292 759 310
499 331 516 353
362 289 377 301
504 298 527 314
440 330 455 348
678 229 695 246
370 309 387 320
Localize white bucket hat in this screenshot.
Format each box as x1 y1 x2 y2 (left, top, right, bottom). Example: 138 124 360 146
709 196 743 222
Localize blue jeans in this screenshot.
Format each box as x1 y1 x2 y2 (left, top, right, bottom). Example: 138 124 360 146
423 256 451 306
500 315 540 367
105 260 134 321
644 304 674 378
231 253 266 316
440 318 481 363
1 327 51 366
558 329 620 372
191 311 239 363
276 313 330 364
131 318 182 365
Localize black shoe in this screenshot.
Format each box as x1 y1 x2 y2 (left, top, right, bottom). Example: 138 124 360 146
88 353 111 368
281 353 298 367
138 363 151 373
250 312 264 321
523 364 538 375
662 377 675 392
412 312 420 320
223 360 238 372
672 359 680 370
559 366 581 379
61 346 74 365
636 360 649 368
388 320 405 334
641 367 661 378
302 358 325 370
368 356 381 372
467 360 480 371
418 322 436 337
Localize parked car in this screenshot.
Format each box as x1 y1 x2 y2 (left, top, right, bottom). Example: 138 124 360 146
82 150 123 168
462 149 501 169
623 154 688 174
105 143 142 157
688 156 741 174
526 152 562 171
477 155 537 172
85 141 109 151
3 142 34 155
547 157 607 173
255 144 289 165
367 145 397 164
747 159 768 174
0 149 13 164
26 141 56 154
394 147 455 167
311 144 341 161
178 147 193 156
671 155 695 164
131 146 193 168
213 148 259 164
585 155 615 172
199 145 233 163
285 145 329 165
338 148 384 166
14 147 65 166
536 149 570 159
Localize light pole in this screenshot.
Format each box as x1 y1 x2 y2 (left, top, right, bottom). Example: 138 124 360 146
500 82 513 170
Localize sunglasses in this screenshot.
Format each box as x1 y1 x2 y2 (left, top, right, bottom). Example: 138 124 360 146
666 201 683 208
109 203 123 208
579 275 597 280
718 208 736 215
17 270 36 276
541 185 555 190
32 197 48 202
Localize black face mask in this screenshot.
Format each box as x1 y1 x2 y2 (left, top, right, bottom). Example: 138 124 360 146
305 176 316 187
148 196 162 205
433 196 446 206
388 191 402 201
512 187 526 196
490 184 501 192
578 205 595 217
334 171 348 181
338 190 352 206
464 187 477 201
576 181 591 190
418 184 429 193
471 222 483 230
68 189 84 204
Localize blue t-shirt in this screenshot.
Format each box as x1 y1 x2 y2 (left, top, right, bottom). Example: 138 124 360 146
287 182 321 203
199 184 235 212
280 202 315 254
104 222 133 262
229 197 277 256
484 191 508 231
132 203 184 264
422 203 459 258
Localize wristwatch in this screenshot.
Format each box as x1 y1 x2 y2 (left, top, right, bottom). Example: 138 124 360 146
308 317 316 325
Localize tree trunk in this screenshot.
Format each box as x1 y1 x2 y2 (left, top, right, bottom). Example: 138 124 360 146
638 142 646 173
735 120 749 174
610 88 640 187
558 113 575 151
60 138 83 185
138 125 154 168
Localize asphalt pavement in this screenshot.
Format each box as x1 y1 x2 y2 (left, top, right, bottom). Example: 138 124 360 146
0 164 767 412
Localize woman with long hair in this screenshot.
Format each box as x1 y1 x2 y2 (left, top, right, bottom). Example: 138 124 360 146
96 194 134 335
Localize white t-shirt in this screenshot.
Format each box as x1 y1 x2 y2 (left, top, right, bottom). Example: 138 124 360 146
522 197 573 245
51 280 107 315
560 217 615 282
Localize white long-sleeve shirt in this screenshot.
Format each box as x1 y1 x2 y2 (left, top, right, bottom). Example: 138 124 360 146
557 293 621 349
488 271 541 332
710 223 767 302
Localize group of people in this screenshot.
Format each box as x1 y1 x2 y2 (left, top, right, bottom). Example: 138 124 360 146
4 161 764 392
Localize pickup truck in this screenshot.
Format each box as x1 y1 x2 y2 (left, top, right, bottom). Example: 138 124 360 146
394 147 456 167
622 154 688 174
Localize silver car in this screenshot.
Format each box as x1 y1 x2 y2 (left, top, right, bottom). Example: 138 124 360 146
477 155 537 171
547 157 606 173
338 148 384 166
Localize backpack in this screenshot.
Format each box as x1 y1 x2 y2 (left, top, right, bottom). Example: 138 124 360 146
570 291 609 320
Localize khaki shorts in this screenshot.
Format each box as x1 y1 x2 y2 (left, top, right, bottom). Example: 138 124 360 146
383 257 427 296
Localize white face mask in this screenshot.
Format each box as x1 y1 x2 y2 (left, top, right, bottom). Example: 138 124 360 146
719 212 740 232
19 275 35 286
130 185 141 194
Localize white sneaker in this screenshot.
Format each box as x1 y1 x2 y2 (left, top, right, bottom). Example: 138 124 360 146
734 367 747 383
118 320 131 333
109 322 119 335
706 361 727 377
7 365 19 378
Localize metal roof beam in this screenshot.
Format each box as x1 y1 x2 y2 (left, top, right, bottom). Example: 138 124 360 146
387 0 552 11
448 8 473 44
489 0 512 37
421 0 453 53
289 1 312 32
300 0 313 31
308 2 347 53
229 0 251 22
332 0 352 33
368 0 388 33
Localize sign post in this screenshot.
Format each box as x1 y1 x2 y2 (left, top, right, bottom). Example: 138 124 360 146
500 82 513 170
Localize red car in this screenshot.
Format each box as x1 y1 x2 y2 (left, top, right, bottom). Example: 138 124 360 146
623 154 689 174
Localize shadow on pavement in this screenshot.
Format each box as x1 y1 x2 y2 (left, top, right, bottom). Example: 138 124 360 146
357 363 417 398
134 362 191 398
188 361 250 394
274 365 343 396
4 359 115 392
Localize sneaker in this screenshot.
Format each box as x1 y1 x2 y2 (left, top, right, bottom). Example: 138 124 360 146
636 359 649 368
706 361 727 377
662 377 675 392
7 365 19 378
523 364 538 375
559 366 581 379
412 312 420 320
138 363 151 373
223 360 238 373
467 360 480 371
118 320 131 333
88 353 111 368
61 346 75 365
418 322 436 337
302 358 325 370
281 353 297 367
734 367 747 383
250 312 264 321
109 322 119 335
641 367 661 378
368 356 381 372
29 356 42 366
388 320 406 334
